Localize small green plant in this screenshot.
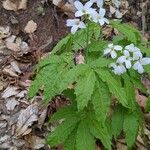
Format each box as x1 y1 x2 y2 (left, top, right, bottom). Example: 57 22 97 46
28 0 150 149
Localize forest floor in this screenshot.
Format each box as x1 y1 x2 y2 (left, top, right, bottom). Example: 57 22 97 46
0 0 150 150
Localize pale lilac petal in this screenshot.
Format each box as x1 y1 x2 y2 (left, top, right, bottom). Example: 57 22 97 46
123 50 130 57
113 65 126 75
75 11 83 17
66 19 77 26
133 51 143 60
133 61 140 70
137 65 144 74
125 60 132 69
141 58 150 65
90 0 96 3
114 45 122 51
133 61 144 73
87 8 97 15
98 18 105 26
125 44 134 52
99 8 106 17
97 0 104 7
104 48 111 55
78 21 86 28
71 25 78 34
84 1 93 9
117 56 126 63
74 1 83 10
111 51 117 59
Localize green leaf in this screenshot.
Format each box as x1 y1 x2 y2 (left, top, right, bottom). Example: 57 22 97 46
92 80 111 124
28 64 58 99
89 57 113 68
73 28 87 51
111 21 141 44
144 65 150 74
59 64 89 92
50 105 77 122
76 120 95 150
122 74 137 109
138 44 150 56
111 105 126 138
96 69 128 107
64 129 77 150
47 117 79 147
75 69 96 110
128 70 146 93
90 120 112 150
52 35 71 54
145 96 150 112
123 113 139 149
86 41 107 52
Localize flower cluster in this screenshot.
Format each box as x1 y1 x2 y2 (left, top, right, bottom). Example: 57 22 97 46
66 0 109 34
104 43 150 75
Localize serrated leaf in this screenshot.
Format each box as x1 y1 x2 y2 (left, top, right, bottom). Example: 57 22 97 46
123 113 139 149
128 70 146 93
145 96 150 112
47 117 79 147
122 74 137 109
138 45 150 56
75 69 96 110
90 120 112 150
111 21 141 44
64 129 77 150
50 105 77 122
111 105 125 138
59 64 89 92
28 64 57 99
96 69 128 107
52 35 71 54
92 80 111 124
76 120 95 150
87 41 107 52
89 57 113 68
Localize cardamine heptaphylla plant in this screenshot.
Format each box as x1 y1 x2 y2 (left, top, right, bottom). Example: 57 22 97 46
28 0 150 149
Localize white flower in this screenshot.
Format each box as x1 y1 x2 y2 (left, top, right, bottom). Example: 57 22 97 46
90 0 104 8
125 44 140 53
91 8 109 25
125 44 142 60
132 50 143 61
66 19 86 34
117 50 132 69
110 62 126 75
104 43 122 59
133 57 150 74
112 0 121 8
74 1 95 17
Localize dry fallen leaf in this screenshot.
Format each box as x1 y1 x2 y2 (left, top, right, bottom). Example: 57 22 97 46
15 104 38 136
24 20 37 34
2 0 27 11
10 61 21 74
136 90 147 109
2 86 18 99
28 135 45 149
6 98 19 111
2 0 17 11
0 26 10 39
